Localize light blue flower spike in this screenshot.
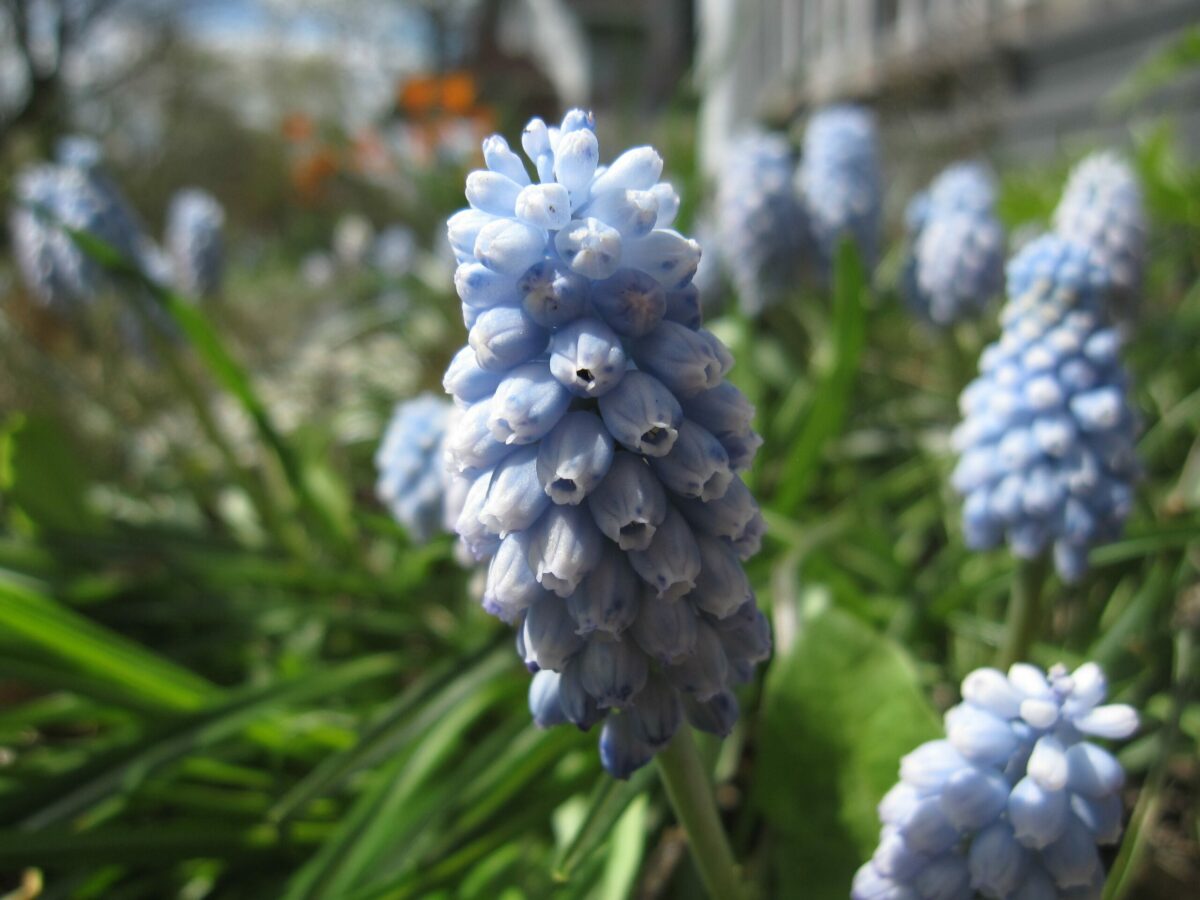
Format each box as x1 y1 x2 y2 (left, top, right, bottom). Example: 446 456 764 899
798 105 882 275
951 235 1138 582
443 110 770 778
374 394 454 544
853 661 1138 900
902 162 1005 325
10 154 145 313
166 188 225 297
714 131 810 315
1053 152 1146 302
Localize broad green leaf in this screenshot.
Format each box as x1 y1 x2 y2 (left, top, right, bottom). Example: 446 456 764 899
754 601 940 898
0 415 101 534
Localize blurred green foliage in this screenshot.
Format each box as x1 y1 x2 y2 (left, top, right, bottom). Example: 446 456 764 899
0 44 1198 900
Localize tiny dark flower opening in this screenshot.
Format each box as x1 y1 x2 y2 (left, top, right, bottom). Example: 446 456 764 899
620 522 647 542
576 368 595 383
642 427 667 445
552 477 577 495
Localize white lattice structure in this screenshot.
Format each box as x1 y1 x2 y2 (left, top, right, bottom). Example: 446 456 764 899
697 0 1199 174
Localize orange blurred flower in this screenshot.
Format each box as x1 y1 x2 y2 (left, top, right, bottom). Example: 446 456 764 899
282 113 315 143
391 70 496 166
398 75 440 118
291 147 340 202
441 71 478 116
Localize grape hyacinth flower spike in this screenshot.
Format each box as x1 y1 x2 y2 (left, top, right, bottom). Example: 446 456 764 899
9 157 144 314
444 109 767 896
1053 152 1146 305
375 393 454 544
714 131 810 315
166 188 226 298
57 135 147 244
903 162 1005 325
853 661 1138 900
951 235 1138 583
797 104 882 275
444 108 769 779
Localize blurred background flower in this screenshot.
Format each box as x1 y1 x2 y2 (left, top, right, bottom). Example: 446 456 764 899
166 188 226 298
902 162 1006 326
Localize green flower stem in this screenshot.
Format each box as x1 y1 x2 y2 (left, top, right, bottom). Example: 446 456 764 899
655 727 745 900
998 556 1050 669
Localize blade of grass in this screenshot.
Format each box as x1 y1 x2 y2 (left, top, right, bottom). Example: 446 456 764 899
358 717 537 885
0 655 185 717
345 762 596 900
599 794 650 900
0 573 216 713
280 678 513 900
377 723 590 886
269 642 511 823
552 767 655 882
0 822 323 865
0 654 400 829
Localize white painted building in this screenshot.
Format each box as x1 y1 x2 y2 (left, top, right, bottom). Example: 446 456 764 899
698 0 1200 175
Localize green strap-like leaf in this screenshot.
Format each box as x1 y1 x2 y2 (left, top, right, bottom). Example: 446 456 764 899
0 573 216 714
754 601 940 896
0 653 400 829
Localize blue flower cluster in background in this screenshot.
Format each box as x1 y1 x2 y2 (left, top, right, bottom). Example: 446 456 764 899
442 109 771 777
951 235 1139 582
375 393 454 544
903 162 1006 325
9 145 144 313
798 105 882 275
56 135 147 244
854 661 1138 900
8 139 230 316
701 106 881 314
714 132 810 315
166 188 226 298
1053 152 1146 304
